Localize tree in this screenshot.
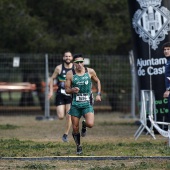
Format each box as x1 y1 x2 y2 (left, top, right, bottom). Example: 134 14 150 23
27 0 132 54
0 0 57 53
0 0 132 54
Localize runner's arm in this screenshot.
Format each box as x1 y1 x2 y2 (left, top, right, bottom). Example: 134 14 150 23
65 71 79 94
48 65 60 99
89 68 101 101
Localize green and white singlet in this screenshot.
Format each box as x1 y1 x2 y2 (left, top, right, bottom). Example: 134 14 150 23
68 67 94 118
72 67 92 108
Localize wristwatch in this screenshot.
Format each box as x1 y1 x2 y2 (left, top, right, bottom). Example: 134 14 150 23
97 92 101 96
166 87 170 91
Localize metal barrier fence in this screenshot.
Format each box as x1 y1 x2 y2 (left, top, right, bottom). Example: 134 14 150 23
0 53 132 115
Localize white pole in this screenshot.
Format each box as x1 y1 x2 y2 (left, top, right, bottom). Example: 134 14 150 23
44 54 50 118
129 50 136 118
36 54 55 120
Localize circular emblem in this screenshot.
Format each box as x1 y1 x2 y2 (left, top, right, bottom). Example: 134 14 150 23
85 80 88 85
133 0 170 50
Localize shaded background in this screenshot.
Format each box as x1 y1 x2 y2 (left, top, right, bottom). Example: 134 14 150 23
0 0 134 115
0 0 132 54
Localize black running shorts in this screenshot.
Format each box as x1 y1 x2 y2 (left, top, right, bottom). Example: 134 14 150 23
55 93 72 106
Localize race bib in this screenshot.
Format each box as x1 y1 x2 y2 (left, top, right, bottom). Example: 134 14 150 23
76 93 89 102
61 89 70 96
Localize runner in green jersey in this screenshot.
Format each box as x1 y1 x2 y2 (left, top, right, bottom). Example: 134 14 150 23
65 54 101 154
71 67 92 110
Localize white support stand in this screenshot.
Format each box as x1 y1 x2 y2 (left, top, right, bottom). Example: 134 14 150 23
134 90 156 140
149 115 170 146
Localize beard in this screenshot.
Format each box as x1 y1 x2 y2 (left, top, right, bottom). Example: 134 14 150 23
64 60 72 65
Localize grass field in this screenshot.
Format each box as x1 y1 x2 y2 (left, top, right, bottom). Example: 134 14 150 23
0 112 170 169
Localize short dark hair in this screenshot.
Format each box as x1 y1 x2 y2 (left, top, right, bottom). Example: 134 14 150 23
63 51 72 56
162 42 170 50
73 54 84 60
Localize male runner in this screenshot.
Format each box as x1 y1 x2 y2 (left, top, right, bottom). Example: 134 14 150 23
48 51 73 142
65 54 101 154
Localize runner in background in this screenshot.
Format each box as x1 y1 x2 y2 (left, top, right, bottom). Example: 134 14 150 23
48 51 73 142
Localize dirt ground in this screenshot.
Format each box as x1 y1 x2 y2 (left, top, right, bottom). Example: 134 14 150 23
0 112 137 141
0 112 165 146
0 112 166 145
0 112 169 170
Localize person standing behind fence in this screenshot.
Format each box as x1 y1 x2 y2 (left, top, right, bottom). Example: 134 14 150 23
48 51 73 142
65 54 101 154
163 42 170 122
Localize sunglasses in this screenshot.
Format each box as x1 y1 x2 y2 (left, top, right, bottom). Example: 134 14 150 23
74 60 84 64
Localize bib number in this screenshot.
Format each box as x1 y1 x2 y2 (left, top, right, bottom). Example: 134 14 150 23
61 89 70 96
76 93 89 102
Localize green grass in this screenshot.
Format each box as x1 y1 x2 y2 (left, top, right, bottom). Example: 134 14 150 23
98 121 135 126
1 159 170 170
0 124 20 130
0 138 170 157
22 163 57 169
0 114 170 169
